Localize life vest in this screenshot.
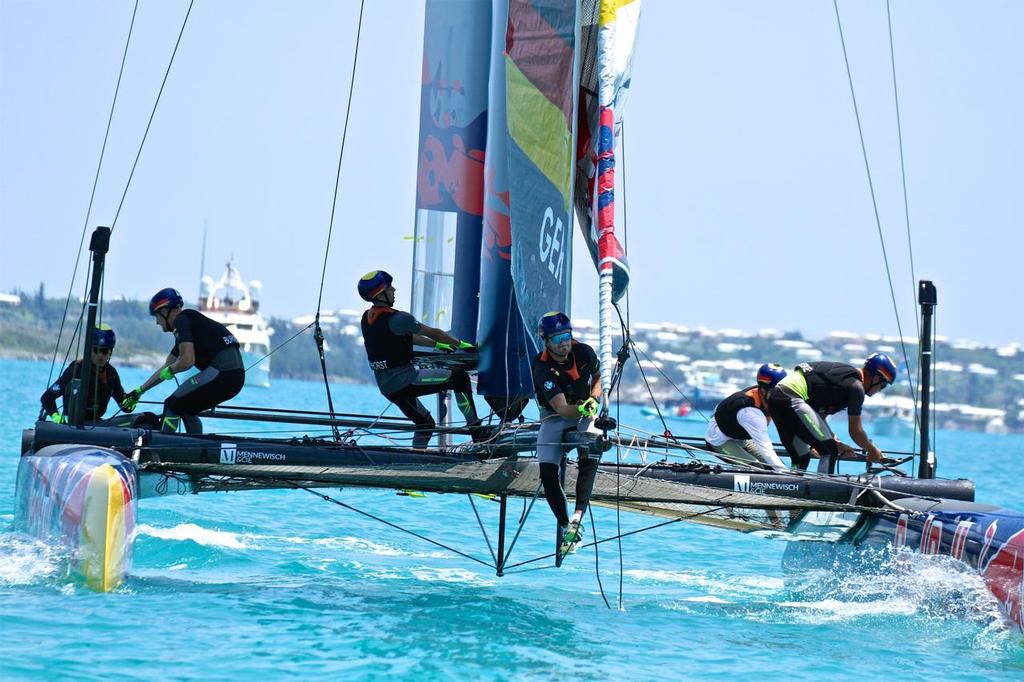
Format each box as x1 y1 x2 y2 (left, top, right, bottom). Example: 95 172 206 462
798 361 862 415
714 386 768 440
361 307 414 371
531 341 597 411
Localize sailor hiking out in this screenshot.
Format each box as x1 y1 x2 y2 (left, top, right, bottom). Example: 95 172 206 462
123 288 245 434
767 353 897 474
358 270 480 449
531 311 605 556
704 363 788 470
40 324 129 424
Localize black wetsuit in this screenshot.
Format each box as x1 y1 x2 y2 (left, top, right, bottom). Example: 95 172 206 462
163 309 244 433
531 341 600 417
40 360 125 422
530 341 601 528
361 306 477 449
768 362 865 473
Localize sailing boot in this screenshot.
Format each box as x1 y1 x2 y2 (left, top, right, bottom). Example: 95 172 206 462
559 519 584 556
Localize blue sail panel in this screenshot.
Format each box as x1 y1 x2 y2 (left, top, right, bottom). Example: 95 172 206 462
504 0 578 355
477 0 533 400
412 0 492 341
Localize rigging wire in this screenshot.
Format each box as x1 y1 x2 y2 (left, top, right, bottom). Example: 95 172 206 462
831 0 920 421
885 0 920 343
109 0 195 235
884 0 924 455
616 121 631 610
312 0 367 440
242 321 315 374
47 0 141 389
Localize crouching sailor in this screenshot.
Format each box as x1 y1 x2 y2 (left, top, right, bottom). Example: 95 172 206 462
123 288 245 433
358 270 480 449
704 363 788 470
531 312 603 556
40 324 129 424
767 353 897 474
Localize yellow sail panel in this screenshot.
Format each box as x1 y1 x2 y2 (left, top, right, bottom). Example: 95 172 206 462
505 57 574 211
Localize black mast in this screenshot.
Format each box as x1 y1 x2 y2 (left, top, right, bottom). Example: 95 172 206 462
70 226 111 427
917 280 937 479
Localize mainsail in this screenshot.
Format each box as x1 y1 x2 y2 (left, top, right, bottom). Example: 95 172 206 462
504 0 579 356
412 0 492 341
574 0 640 391
477 0 534 407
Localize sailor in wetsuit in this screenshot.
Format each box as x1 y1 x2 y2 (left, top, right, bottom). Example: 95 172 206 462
704 363 788 470
40 324 130 424
531 311 603 555
358 270 480 449
122 288 245 434
767 353 897 474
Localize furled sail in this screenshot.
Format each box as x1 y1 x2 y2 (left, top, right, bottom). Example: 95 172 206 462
504 0 579 356
477 0 534 409
574 0 640 391
412 0 492 341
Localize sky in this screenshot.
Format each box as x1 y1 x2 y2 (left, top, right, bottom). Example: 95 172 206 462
1 0 1022 347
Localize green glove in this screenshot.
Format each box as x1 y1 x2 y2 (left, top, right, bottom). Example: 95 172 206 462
121 389 141 412
50 412 65 424
456 340 477 351
578 397 599 418
434 341 455 353
159 366 174 382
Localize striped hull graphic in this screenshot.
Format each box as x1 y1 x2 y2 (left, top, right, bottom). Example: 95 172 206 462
790 499 1024 631
15 444 137 592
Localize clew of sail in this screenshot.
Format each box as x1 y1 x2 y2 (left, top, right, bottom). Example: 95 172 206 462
575 0 640 392
505 0 579 356
412 0 492 341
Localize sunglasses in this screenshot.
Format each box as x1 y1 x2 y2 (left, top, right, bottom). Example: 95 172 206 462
547 332 572 344
93 348 112 356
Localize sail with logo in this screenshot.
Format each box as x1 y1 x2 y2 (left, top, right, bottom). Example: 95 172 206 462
15 1 1024 634
504 0 578 356
411 0 492 343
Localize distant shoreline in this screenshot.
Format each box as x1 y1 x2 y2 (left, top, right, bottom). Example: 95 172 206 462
2 295 1021 434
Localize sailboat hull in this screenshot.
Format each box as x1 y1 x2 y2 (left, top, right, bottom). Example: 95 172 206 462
14 443 137 592
787 498 1024 631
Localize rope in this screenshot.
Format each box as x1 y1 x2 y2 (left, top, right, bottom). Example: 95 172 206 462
243 322 314 374
883 0 923 445
110 0 194 234
468 494 497 565
504 514 692 571
312 0 366 439
47 0 140 389
885 0 920 344
587 507 612 609
289 482 494 568
831 0 918 417
313 0 366 314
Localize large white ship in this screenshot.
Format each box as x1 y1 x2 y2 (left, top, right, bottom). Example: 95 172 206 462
199 262 273 388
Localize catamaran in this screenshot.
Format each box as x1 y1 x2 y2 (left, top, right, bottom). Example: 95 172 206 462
13 0 1024 633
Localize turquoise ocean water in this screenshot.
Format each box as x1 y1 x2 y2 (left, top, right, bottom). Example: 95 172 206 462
2 358 1023 680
